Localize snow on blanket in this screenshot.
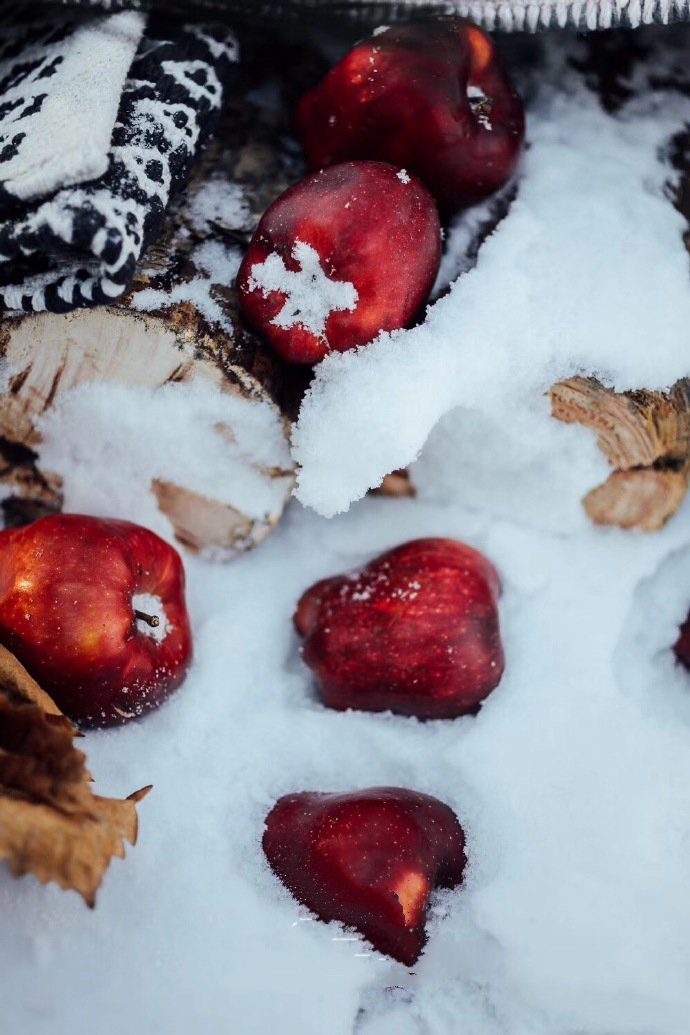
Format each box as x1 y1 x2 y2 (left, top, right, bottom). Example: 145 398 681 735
293 62 690 525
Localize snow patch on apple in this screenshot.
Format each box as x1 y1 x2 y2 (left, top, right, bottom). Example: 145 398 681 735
248 241 358 341
293 61 690 524
132 593 170 643
467 85 493 130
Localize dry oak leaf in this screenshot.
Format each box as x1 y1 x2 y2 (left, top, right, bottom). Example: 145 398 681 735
0 644 150 906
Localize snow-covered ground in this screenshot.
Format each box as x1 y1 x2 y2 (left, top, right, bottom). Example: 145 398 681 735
2 23 690 1035
3 493 690 1035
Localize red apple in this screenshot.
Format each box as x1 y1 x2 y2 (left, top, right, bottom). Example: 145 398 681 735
0 514 192 727
263 787 465 965
674 614 690 670
235 160 441 364
295 537 504 719
296 19 524 214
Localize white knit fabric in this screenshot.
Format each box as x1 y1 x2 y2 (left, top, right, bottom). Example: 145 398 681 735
0 11 145 203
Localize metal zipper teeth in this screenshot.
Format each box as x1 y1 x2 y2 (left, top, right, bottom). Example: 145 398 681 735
450 0 688 29
50 0 690 29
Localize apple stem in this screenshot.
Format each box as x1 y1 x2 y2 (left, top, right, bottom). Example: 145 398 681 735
134 609 160 628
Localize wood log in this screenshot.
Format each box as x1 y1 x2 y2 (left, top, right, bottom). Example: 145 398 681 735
0 80 308 559
549 377 690 532
374 469 416 499
0 306 295 557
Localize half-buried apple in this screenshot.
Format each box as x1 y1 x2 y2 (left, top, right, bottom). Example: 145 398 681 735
0 514 192 727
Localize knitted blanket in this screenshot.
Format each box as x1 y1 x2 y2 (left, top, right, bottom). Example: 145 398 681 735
0 10 238 313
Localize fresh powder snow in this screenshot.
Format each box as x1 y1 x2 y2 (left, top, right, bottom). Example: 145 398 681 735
248 240 359 340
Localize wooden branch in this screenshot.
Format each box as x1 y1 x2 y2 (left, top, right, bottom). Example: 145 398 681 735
550 377 690 531
374 469 416 499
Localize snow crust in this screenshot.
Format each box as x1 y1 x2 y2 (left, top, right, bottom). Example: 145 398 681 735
293 71 690 520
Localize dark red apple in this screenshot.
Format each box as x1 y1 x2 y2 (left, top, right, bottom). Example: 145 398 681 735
0 514 192 727
296 19 524 214
263 787 466 965
295 537 504 719
235 160 441 364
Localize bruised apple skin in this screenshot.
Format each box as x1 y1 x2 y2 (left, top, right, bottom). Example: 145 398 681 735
235 160 441 364
295 537 504 720
262 787 466 966
0 514 192 727
296 19 525 215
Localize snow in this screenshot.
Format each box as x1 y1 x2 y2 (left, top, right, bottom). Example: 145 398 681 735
248 240 359 340
3 25 690 1035
3 492 690 1035
293 62 690 520
186 176 251 234
132 593 170 642
37 378 293 545
133 239 243 334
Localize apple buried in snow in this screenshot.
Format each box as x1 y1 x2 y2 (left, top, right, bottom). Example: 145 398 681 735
235 161 441 364
0 514 192 727
295 537 504 719
263 787 466 966
296 19 525 215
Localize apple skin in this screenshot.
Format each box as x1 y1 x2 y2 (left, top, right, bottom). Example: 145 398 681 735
0 514 192 727
296 19 525 215
235 160 441 364
263 787 466 966
295 537 504 720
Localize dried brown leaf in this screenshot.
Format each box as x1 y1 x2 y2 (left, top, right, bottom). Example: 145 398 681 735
0 644 150 905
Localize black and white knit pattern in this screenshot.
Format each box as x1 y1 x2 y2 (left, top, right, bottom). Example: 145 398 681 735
0 18 239 313
0 9 144 206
